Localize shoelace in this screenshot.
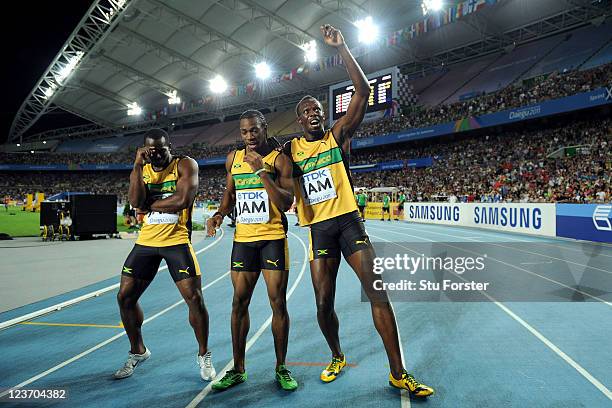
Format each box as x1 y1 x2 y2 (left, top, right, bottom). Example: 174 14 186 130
220 369 239 382
403 373 420 390
327 357 342 372
203 352 212 368
277 368 293 382
122 354 139 370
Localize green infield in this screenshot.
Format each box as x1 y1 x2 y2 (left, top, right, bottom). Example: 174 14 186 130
0 206 132 237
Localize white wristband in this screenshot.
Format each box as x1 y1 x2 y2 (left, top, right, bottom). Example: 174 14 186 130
254 168 266 176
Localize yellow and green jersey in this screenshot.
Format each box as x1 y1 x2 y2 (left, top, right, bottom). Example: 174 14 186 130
231 149 286 242
137 157 193 247
289 129 358 226
382 195 390 208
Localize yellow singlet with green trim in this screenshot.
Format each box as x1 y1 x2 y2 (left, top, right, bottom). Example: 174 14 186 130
290 129 358 226
231 149 286 242
136 157 193 247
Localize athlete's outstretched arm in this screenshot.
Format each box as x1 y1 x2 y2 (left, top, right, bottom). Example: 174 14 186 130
243 151 293 212
324 25 370 150
128 147 150 208
206 152 236 236
149 157 199 213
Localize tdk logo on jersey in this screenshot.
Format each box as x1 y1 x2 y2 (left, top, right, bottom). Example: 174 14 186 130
237 191 265 200
592 205 612 231
303 169 329 183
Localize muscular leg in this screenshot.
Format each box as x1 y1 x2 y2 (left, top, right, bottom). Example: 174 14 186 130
262 269 290 368
230 271 260 372
175 276 209 356
117 276 152 354
310 258 342 357
345 247 405 378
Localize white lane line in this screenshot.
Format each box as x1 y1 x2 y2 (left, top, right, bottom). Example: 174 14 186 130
520 261 553 265
395 223 612 275
185 231 309 408
370 234 612 401
0 268 232 398
0 229 226 330
368 225 611 307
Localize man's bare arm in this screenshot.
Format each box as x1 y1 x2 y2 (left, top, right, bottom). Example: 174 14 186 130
324 25 370 151
150 157 199 213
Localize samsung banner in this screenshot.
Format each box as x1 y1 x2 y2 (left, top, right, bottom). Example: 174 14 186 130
556 204 612 243
404 203 557 237
352 85 612 150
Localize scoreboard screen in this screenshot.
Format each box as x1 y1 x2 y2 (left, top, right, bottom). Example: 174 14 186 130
332 73 393 120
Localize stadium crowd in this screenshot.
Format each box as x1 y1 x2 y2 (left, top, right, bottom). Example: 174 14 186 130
352 117 611 203
354 62 612 138
2 116 609 204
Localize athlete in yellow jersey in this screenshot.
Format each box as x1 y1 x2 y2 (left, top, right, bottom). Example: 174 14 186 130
206 110 298 391
114 129 216 382
284 25 434 396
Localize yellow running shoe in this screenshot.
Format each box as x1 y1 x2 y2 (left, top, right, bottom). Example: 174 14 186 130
389 371 434 397
320 354 346 382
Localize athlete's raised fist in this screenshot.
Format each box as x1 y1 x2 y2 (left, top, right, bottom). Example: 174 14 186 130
320 24 344 48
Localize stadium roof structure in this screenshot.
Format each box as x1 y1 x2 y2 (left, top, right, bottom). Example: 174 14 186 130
9 0 609 144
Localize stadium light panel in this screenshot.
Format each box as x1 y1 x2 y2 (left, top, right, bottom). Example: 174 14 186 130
422 0 443 15
303 40 318 63
210 75 228 94
127 102 142 116
30 150 34 154
42 141 47 144
356 16 379 44
56 51 84 84
255 62 271 80
16 143 20 147
43 83 57 100
167 90 181 105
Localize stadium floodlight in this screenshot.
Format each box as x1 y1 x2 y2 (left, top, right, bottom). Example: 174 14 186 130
167 90 181 105
16 143 20 147
56 51 84 84
42 141 47 144
355 16 379 44
210 75 228 94
30 150 34 154
43 82 57 100
422 0 443 15
303 40 318 63
255 62 271 80
127 102 142 116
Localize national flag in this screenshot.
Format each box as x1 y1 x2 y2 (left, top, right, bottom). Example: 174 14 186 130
409 24 416 38
466 0 477 14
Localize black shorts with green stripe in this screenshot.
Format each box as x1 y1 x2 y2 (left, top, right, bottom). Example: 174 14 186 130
231 238 289 272
308 210 372 261
121 243 201 282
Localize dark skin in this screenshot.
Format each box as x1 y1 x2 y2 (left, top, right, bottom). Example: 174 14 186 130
206 116 294 372
295 25 406 379
119 135 211 356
